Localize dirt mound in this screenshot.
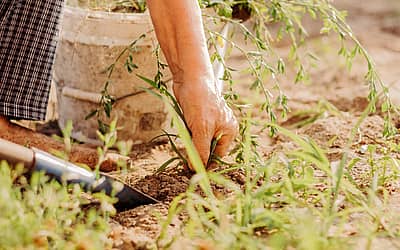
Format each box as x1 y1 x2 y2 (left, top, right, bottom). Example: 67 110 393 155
111 203 174 249
132 168 192 202
329 96 370 113
301 115 385 148
300 116 352 148
114 203 170 234
358 115 385 141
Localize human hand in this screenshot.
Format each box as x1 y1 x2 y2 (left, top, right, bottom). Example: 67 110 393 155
173 79 238 170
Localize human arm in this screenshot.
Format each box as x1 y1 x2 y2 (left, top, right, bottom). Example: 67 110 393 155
146 0 237 169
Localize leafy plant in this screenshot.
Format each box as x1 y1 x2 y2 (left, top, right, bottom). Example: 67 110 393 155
202 0 396 135
0 162 111 249
84 34 147 134
155 112 400 249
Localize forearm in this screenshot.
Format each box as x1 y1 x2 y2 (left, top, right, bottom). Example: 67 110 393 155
146 0 214 85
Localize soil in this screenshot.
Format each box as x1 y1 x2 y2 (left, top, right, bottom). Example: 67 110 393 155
7 0 400 249
0 118 114 170
131 168 192 202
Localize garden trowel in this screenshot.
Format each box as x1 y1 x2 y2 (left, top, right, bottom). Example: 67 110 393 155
0 138 158 211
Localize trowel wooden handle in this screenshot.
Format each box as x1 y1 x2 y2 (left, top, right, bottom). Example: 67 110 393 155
0 138 34 168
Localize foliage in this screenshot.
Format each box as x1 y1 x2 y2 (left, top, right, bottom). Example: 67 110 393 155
202 0 395 136
84 34 147 134
0 162 111 250
0 120 128 250
156 112 400 250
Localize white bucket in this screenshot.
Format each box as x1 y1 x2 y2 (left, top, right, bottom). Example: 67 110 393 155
54 6 171 144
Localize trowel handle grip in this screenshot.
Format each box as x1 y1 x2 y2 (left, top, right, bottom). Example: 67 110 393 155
0 138 35 168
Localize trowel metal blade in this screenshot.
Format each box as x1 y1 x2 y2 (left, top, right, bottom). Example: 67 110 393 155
95 174 159 212
33 148 158 211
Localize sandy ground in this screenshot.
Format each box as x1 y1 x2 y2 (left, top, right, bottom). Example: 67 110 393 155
16 0 399 249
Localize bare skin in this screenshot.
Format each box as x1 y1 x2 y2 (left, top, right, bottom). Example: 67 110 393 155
147 0 238 169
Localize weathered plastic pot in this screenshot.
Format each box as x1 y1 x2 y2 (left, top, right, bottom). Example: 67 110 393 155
54 6 170 144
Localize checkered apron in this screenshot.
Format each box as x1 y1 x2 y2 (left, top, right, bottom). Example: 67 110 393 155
0 0 64 120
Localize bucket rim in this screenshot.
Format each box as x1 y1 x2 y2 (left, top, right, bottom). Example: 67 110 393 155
64 5 151 23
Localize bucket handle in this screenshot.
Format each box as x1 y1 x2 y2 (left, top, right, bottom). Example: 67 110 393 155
62 86 103 103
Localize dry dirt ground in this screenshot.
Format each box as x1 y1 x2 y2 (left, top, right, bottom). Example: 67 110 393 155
32 0 400 249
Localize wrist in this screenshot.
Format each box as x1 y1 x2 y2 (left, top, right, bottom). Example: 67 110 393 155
172 61 214 82
173 72 215 88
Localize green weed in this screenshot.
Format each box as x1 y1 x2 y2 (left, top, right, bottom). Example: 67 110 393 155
0 162 111 249
156 114 400 250
0 119 135 249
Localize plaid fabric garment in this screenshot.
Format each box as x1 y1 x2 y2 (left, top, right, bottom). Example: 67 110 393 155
0 0 64 120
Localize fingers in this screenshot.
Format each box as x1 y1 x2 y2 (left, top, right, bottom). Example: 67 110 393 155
211 120 237 163
188 109 238 171
213 132 235 159
190 118 237 171
190 129 213 170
